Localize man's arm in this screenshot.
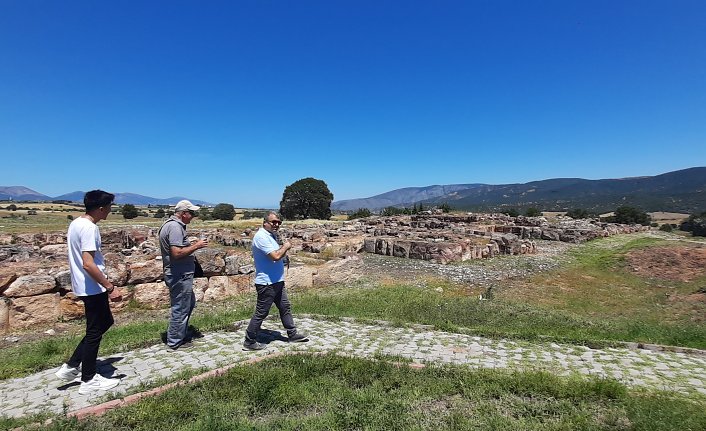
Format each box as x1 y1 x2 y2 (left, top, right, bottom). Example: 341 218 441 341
267 241 291 261
170 239 208 259
82 251 120 300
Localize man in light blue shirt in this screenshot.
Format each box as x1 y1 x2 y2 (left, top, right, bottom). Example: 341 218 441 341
243 211 308 350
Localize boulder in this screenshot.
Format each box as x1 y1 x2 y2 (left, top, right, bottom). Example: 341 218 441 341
238 264 255 274
133 282 169 309
286 266 315 289
193 278 209 302
0 273 18 295
53 269 72 291
40 244 68 258
10 293 60 329
4 274 56 298
228 274 254 294
203 276 237 302
127 259 163 285
194 249 225 277
313 256 363 287
104 252 130 287
59 292 84 320
0 297 9 333
224 255 240 275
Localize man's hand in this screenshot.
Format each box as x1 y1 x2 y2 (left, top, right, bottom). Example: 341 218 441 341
194 239 209 249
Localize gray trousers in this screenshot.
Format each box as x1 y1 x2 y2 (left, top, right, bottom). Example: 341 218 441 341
165 270 196 348
245 281 296 341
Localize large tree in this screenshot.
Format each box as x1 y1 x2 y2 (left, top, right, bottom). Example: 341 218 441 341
121 204 138 219
280 177 333 220
212 203 235 221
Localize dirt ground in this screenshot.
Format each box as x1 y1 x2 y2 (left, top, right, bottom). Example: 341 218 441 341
625 246 706 283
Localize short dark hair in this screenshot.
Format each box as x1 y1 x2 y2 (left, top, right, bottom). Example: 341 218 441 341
84 190 115 212
263 211 280 222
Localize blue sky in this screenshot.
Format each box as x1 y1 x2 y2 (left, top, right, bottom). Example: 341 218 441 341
1 1 704 208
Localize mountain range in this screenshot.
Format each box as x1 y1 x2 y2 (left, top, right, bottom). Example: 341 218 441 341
331 167 706 214
0 187 211 206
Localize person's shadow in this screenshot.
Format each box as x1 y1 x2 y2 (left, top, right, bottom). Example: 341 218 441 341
160 325 204 344
255 329 288 345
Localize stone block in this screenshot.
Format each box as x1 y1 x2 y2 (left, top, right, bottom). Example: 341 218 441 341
133 282 169 309
10 293 60 329
127 259 163 285
4 274 56 298
193 277 208 302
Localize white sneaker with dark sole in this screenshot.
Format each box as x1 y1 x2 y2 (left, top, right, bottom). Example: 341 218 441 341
55 363 81 382
78 374 120 395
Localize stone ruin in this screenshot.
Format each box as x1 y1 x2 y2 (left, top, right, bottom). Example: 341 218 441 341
0 214 648 331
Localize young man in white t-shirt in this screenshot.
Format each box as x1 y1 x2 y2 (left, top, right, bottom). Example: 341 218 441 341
55 190 123 394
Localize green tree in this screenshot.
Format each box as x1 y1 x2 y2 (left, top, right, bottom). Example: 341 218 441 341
7 204 17 211
154 208 166 218
280 177 333 220
348 208 372 220
212 203 235 221
680 212 706 237
525 207 541 217
502 208 520 217
121 204 138 219
198 207 213 221
612 206 651 225
566 208 591 219
439 202 452 213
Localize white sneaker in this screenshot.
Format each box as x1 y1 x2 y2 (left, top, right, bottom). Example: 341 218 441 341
55 363 81 382
78 374 120 395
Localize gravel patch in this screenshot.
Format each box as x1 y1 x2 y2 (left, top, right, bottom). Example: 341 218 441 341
362 240 577 287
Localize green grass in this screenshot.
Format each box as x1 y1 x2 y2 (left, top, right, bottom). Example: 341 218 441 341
2 280 704 380
17 353 705 431
293 284 706 349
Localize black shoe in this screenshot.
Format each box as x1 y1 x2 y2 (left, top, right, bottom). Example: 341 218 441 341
288 331 309 343
243 340 267 351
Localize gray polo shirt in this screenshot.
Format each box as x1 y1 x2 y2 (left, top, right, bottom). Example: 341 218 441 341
159 216 194 274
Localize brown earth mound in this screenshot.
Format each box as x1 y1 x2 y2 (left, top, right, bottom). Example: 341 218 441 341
625 246 706 282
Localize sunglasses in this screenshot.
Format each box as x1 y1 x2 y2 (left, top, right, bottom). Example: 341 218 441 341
267 220 281 225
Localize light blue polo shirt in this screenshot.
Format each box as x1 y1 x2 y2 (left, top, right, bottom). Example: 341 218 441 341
252 227 285 285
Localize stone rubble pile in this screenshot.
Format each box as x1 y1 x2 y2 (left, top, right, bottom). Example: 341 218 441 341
0 214 648 331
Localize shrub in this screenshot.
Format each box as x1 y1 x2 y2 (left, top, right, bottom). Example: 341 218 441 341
198 207 212 221
659 224 673 232
280 177 333 220
438 202 453 213
7 204 17 211
67 215 74 221
348 208 371 220
154 208 165 218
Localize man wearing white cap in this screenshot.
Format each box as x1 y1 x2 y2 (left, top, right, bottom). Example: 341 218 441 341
159 200 209 349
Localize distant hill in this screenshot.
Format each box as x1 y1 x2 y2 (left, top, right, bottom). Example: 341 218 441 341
332 184 484 211
0 186 51 201
1 187 212 206
332 167 706 214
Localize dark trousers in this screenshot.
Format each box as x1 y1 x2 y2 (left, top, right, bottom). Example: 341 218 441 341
67 292 114 382
245 281 296 341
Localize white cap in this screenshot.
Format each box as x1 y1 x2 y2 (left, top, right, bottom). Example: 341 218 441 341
174 200 200 212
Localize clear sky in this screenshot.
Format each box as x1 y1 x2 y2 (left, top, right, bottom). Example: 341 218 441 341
1 1 704 208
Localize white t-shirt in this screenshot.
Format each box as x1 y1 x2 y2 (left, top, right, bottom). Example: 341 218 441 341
67 216 107 296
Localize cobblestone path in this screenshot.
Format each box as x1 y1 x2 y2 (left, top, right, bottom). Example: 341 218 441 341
1 317 704 419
